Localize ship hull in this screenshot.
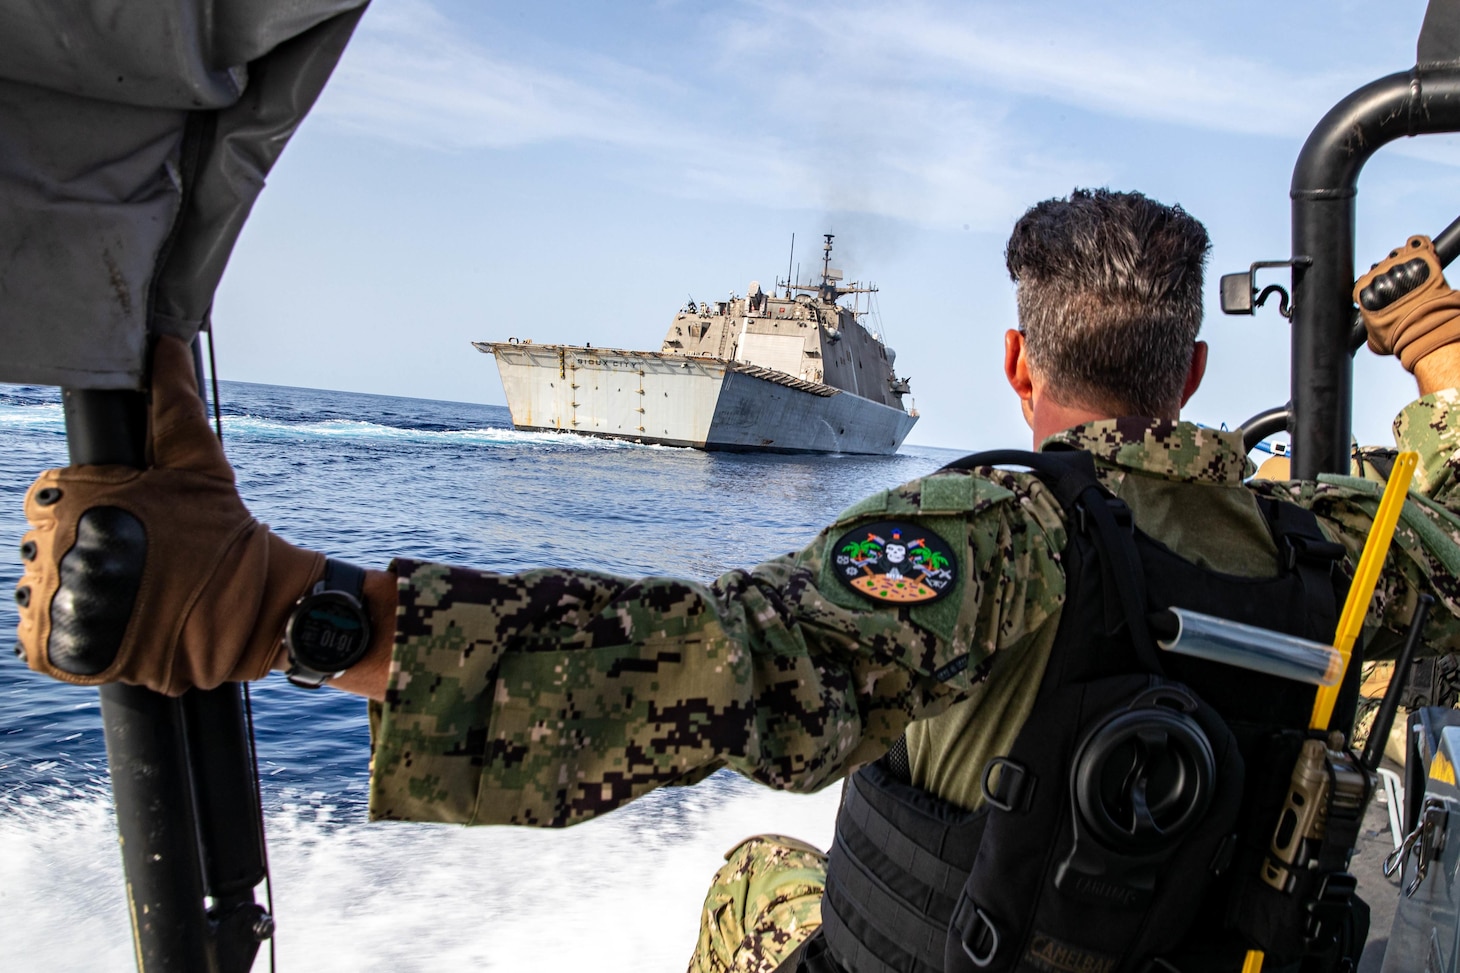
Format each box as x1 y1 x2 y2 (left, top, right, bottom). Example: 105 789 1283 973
485 343 917 455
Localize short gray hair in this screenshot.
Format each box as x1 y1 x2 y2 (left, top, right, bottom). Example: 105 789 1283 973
1005 189 1211 416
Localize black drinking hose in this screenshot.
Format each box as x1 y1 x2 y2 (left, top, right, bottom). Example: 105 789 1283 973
1362 594 1434 771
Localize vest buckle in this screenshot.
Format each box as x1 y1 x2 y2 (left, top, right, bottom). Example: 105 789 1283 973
1075 497 1135 537
959 906 1000 968
981 756 1034 812
1280 534 1346 572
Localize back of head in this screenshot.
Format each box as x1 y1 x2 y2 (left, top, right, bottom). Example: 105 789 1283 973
1005 189 1211 417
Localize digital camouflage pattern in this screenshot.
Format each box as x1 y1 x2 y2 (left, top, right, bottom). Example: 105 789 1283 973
369 390 1460 830
687 835 827 973
1297 443 1444 757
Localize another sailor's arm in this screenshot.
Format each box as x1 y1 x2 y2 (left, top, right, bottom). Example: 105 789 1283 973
1288 351 1460 650
1360 243 1460 501
1413 342 1460 398
359 472 1067 828
1395 340 1460 506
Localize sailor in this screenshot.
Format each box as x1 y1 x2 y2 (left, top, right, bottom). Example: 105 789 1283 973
16 190 1460 972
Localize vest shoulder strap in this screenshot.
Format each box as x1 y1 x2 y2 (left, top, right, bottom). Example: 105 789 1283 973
937 448 1097 511
939 447 1162 672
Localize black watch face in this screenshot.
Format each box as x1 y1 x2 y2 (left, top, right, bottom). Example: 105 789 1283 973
289 591 370 673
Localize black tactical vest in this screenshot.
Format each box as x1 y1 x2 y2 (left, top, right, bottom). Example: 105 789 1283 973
791 449 1362 973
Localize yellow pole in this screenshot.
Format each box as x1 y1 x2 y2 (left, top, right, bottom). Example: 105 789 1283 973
1310 450 1417 730
1242 450 1417 973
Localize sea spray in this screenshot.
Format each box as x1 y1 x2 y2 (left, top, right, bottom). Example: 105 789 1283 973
0 379 954 972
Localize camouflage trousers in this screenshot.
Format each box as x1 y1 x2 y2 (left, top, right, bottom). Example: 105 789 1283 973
687 834 827 973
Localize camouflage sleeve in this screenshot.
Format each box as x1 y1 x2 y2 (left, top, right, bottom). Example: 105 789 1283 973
367 468 1068 827
1396 389 1460 502
1256 390 1460 654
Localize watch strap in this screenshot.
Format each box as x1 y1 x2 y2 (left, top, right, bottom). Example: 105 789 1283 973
286 558 368 689
322 557 365 600
286 664 332 690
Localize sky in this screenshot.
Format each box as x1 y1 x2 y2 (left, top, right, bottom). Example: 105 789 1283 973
211 0 1460 450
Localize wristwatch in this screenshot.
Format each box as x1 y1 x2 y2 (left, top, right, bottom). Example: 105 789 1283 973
284 558 372 689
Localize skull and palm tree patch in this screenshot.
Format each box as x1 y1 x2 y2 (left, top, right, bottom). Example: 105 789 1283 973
832 521 958 604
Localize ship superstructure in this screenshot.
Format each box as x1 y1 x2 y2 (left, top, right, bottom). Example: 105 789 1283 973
476 235 918 454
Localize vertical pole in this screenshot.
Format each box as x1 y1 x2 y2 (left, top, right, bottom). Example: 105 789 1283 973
100 685 215 972
184 333 268 940
63 361 267 972
1289 195 1356 479
63 387 216 973
1288 67 1460 477
183 684 271 971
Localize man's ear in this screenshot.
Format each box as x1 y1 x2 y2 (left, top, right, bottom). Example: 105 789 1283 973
1005 330 1033 398
1179 340 1208 407
1004 329 1036 429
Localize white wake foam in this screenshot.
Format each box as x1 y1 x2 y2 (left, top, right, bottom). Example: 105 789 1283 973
217 414 686 451
2 776 839 972
0 402 65 432
0 402 686 454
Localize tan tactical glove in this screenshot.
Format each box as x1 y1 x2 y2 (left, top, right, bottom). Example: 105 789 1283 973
15 335 324 695
1356 234 1460 370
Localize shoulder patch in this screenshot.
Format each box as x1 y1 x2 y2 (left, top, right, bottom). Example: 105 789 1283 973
830 520 959 605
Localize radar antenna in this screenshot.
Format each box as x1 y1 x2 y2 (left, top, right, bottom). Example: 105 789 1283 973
786 233 876 304
784 233 794 299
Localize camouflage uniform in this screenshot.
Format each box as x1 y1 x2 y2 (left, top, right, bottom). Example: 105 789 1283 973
1263 444 1460 759
688 835 828 973
368 392 1460 968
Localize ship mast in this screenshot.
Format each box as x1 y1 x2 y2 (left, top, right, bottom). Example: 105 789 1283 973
786 233 877 304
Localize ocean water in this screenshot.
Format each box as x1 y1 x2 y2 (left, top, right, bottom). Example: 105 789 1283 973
0 380 962 972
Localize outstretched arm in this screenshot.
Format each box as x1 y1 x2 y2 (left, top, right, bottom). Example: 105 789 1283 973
14 335 1069 827
363 463 1069 828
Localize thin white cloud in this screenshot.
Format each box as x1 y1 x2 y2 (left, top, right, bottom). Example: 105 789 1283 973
746 1 1351 139
314 0 1098 228
310 0 1453 229
322 0 676 151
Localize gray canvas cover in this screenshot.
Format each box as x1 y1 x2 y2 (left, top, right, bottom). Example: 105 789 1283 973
0 1 369 388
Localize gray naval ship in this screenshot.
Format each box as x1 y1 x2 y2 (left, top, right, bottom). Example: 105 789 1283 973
475 235 918 454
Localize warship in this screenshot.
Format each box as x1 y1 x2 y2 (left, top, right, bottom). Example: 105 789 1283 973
475 235 919 454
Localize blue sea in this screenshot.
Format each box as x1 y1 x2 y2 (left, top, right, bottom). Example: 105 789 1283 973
0 381 962 972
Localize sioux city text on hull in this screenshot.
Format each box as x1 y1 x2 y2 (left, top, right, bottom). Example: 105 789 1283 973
476 235 919 455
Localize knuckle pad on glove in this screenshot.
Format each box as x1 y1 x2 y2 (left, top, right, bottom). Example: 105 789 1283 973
1359 257 1431 312
48 507 147 676
23 472 63 522
1355 236 1453 363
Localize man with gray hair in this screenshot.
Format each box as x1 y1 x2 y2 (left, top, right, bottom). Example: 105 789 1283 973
1006 188 1211 419
17 189 1460 972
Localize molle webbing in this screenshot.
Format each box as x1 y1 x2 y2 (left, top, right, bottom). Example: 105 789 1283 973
819 762 986 973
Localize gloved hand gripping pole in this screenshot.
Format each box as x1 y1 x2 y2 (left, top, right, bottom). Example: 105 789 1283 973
63 335 270 973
